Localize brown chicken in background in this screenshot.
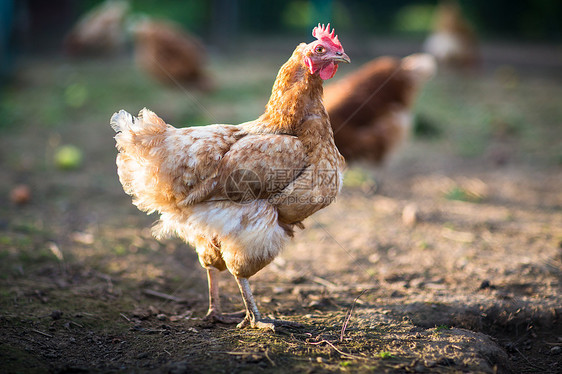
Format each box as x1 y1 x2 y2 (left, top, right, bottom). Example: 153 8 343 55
64 0 129 56
131 18 213 91
111 24 348 331
423 0 479 68
325 53 436 164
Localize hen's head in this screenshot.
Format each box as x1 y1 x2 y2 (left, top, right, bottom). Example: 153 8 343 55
303 24 350 80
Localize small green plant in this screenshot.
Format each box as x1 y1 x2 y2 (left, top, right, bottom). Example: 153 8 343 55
435 325 451 332
419 241 430 250
445 186 483 203
113 245 127 256
378 351 393 359
445 187 470 202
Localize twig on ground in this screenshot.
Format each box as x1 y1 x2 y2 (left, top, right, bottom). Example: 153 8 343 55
120 313 131 322
31 329 53 338
69 321 83 328
514 347 546 372
143 289 184 302
226 351 256 355
340 289 368 342
308 339 365 360
311 276 338 289
264 350 276 366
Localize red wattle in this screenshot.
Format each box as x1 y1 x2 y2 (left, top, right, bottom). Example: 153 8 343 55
319 62 338 80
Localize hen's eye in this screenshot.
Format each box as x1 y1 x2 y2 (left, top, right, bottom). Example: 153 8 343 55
315 45 325 54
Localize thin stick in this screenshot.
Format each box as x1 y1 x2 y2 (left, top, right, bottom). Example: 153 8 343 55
31 329 53 338
514 347 546 372
308 340 365 360
264 350 276 366
311 276 338 289
340 289 368 342
143 289 184 302
226 351 257 355
120 313 131 322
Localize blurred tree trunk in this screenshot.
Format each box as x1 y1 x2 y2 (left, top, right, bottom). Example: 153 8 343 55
0 0 14 84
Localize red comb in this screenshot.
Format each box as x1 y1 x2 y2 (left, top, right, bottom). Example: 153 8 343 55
312 23 342 49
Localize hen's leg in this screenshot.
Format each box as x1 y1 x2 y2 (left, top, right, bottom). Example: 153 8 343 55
203 268 243 324
235 276 302 331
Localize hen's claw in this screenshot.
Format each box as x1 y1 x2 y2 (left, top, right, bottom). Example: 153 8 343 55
203 309 245 324
236 316 303 332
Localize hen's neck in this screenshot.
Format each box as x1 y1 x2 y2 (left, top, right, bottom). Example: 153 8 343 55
257 44 326 135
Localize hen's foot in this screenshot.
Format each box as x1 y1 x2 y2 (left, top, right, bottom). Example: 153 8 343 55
203 309 245 324
236 316 303 332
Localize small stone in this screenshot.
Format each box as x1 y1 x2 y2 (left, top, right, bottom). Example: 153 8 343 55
156 314 167 321
10 185 31 205
272 287 285 294
368 253 380 264
308 300 321 308
402 203 418 226
550 346 561 355
414 363 426 373
50 310 63 320
137 352 149 359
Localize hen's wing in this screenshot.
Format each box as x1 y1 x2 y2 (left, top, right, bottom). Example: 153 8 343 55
214 134 308 203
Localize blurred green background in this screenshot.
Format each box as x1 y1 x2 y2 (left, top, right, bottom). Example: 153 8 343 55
0 0 560 159
2 0 561 57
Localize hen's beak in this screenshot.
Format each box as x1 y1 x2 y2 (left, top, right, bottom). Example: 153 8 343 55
332 52 351 64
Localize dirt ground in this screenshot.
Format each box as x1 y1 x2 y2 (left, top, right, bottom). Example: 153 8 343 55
1 40 561 373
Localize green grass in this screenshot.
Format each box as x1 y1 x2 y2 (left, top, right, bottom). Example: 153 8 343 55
378 351 394 359
414 73 562 163
445 186 474 202
435 325 451 332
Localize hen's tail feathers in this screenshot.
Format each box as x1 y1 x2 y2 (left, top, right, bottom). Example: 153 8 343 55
401 53 437 83
110 108 169 157
110 108 167 134
110 109 134 133
111 108 174 214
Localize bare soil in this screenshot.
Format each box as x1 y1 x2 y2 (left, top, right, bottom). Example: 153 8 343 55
1 44 561 373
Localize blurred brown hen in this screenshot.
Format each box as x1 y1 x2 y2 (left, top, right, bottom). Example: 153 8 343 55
132 18 213 91
423 0 479 68
64 0 129 56
324 53 436 164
